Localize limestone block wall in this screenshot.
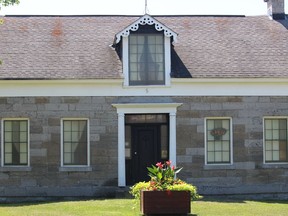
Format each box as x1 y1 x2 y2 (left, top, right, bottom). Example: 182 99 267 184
0 96 118 197
174 96 288 196
0 96 288 197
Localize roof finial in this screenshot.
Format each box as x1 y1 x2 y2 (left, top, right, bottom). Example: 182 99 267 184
144 0 149 14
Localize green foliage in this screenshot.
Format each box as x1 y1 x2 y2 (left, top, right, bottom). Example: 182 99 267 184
167 182 201 200
130 160 200 201
129 181 150 199
147 161 183 190
0 0 19 8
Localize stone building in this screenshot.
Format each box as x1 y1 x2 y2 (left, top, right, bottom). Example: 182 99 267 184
0 0 287 199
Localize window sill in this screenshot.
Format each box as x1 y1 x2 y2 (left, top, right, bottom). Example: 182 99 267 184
0 166 32 172
204 164 234 170
261 163 288 169
59 166 92 172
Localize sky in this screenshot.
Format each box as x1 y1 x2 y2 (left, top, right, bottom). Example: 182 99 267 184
0 0 287 16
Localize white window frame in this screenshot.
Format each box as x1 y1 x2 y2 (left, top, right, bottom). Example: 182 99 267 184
204 117 233 165
1 118 30 167
263 116 288 165
122 35 171 87
60 118 90 168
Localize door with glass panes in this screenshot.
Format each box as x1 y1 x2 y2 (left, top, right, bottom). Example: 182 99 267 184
125 114 169 185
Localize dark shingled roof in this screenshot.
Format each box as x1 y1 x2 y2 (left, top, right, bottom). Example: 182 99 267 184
0 15 287 80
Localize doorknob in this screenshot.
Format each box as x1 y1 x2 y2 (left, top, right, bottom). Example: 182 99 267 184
134 152 137 155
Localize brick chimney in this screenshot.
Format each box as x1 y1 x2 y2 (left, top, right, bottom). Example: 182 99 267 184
264 0 286 20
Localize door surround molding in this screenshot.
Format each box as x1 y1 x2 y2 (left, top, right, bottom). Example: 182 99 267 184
112 103 182 187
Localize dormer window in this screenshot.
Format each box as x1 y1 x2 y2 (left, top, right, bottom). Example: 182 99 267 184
114 15 177 87
129 33 164 85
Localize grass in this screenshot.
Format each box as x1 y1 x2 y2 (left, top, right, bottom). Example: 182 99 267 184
0 198 288 216
192 199 288 216
0 199 138 216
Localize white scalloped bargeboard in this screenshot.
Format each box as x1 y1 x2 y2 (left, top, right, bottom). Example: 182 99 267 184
115 15 178 44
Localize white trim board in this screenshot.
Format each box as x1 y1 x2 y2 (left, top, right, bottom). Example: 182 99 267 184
1 78 288 97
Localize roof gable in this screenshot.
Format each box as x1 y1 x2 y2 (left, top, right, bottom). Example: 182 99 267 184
114 14 178 44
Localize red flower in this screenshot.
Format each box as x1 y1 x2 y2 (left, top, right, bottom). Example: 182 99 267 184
156 162 163 168
171 165 175 170
166 160 172 166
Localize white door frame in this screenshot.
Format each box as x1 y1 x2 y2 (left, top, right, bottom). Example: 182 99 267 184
112 103 182 187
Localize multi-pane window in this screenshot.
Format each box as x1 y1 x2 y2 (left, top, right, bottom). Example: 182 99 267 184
129 34 165 85
62 119 89 166
206 118 232 164
2 119 29 166
264 118 288 163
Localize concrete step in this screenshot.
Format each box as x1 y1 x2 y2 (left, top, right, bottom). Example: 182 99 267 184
115 187 133 198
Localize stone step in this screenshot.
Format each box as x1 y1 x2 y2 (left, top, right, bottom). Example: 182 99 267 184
115 187 133 198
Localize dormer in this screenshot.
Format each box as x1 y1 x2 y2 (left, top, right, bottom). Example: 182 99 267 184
264 0 286 20
113 15 178 86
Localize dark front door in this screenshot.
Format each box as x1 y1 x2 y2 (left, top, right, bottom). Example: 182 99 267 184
125 114 169 185
132 125 159 183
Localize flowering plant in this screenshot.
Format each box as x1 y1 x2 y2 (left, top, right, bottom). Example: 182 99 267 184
210 127 227 140
130 160 200 200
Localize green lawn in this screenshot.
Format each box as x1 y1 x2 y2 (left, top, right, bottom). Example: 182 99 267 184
192 199 288 216
0 199 287 216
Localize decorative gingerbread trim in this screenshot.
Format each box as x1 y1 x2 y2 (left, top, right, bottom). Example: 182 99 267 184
115 14 178 44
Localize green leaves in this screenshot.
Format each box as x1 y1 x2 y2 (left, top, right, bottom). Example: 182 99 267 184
174 166 183 174
147 165 162 181
130 161 200 201
147 161 183 190
0 0 20 7
129 181 150 199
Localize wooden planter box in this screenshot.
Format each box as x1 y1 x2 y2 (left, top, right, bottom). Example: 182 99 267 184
140 190 191 215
